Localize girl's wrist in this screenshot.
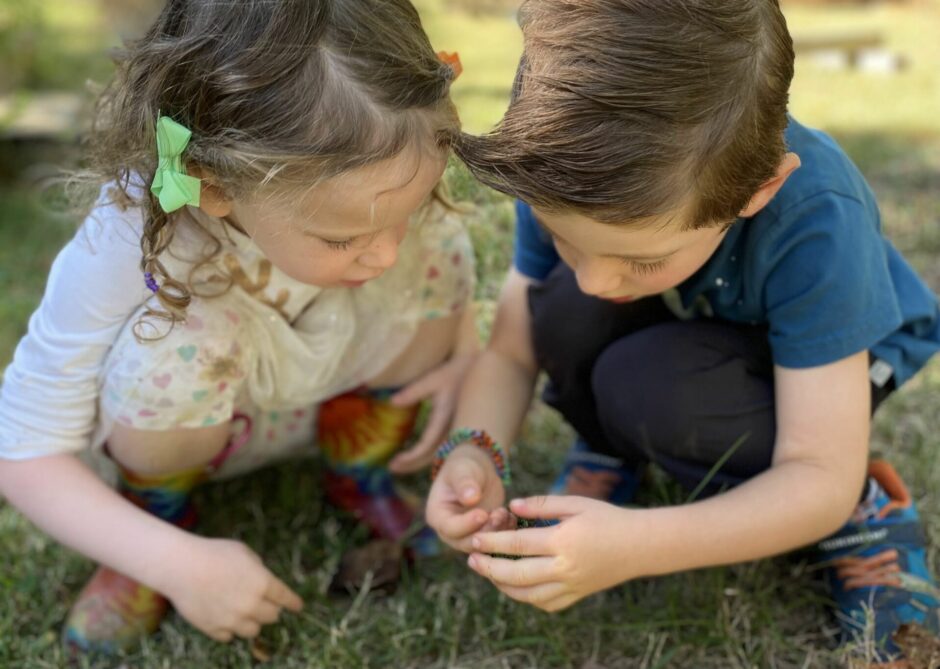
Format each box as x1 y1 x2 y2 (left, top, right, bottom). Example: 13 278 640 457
142 526 202 596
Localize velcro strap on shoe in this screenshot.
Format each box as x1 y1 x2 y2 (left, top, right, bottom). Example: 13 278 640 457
816 521 927 557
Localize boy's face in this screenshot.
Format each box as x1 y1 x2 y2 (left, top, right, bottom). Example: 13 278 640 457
532 206 731 302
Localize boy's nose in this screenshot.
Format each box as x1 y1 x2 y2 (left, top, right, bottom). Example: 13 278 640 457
574 260 620 297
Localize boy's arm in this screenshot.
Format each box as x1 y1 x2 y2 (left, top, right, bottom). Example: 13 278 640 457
426 269 541 550
453 268 540 446
468 351 871 609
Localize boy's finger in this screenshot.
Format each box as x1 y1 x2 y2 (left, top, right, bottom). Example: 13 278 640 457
509 495 581 519
471 527 555 557
467 553 556 587
444 467 485 506
491 581 567 609
265 577 303 612
437 508 490 544
480 506 514 532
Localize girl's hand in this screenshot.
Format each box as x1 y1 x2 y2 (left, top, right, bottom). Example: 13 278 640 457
162 536 303 642
425 445 507 552
466 496 639 612
388 353 477 474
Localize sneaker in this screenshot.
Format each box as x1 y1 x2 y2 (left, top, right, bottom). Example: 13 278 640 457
816 460 940 665
549 438 642 505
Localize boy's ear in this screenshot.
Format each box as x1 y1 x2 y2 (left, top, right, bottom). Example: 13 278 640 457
739 152 801 218
189 166 233 217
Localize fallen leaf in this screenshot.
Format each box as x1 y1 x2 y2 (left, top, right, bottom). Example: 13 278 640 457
330 539 403 593
893 624 940 669
249 638 272 663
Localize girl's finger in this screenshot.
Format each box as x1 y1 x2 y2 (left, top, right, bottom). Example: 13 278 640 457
264 577 303 612
234 619 261 639
471 526 555 557
389 370 439 406
252 600 282 625
210 629 234 643
467 553 557 588
389 397 451 473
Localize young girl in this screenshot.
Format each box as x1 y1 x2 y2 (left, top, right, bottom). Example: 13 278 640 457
0 0 476 654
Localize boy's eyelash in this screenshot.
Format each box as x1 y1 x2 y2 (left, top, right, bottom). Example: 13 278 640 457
543 228 667 274
625 258 668 275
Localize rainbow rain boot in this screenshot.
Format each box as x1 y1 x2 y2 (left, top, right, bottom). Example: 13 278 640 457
62 464 205 654
317 387 438 557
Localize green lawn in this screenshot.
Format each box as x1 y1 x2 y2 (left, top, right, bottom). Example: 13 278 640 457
1 1 939 668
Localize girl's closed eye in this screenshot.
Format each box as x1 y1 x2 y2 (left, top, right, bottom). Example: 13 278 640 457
321 237 355 251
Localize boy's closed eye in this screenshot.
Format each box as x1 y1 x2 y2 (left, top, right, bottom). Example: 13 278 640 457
620 257 668 275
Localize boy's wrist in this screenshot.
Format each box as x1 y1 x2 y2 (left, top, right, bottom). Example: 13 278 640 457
432 428 510 485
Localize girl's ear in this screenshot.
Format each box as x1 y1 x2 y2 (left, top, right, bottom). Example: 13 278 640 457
198 182 233 217
189 166 233 217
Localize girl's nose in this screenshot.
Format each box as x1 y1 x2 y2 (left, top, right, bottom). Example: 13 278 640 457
359 226 402 270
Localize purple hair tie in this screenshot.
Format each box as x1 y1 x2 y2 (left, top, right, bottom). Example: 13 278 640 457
144 272 160 294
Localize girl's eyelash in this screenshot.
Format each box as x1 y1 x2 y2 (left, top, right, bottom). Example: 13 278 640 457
626 258 668 275
322 238 354 250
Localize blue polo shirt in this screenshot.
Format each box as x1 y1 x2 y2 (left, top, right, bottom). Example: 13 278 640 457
513 119 940 386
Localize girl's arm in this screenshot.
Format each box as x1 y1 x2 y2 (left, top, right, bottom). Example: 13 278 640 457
0 449 303 641
467 351 871 609
426 269 541 551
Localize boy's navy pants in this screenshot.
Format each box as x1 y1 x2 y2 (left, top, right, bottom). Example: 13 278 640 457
528 265 894 495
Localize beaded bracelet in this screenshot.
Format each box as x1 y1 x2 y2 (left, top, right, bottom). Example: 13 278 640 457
431 428 511 486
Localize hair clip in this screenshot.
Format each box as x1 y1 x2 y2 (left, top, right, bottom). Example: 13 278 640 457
144 271 160 294
437 51 463 82
151 115 202 213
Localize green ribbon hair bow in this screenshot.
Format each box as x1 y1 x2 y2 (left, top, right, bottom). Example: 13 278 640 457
150 116 201 213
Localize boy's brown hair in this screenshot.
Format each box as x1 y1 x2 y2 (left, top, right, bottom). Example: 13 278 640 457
456 0 795 229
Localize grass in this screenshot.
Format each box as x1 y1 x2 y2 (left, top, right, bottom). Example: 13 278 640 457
1 1 939 668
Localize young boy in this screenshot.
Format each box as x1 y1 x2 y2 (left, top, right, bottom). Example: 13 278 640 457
425 0 940 665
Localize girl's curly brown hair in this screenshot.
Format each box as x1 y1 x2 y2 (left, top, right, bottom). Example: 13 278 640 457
85 0 459 331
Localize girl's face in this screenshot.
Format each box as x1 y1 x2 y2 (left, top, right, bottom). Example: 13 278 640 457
229 149 446 288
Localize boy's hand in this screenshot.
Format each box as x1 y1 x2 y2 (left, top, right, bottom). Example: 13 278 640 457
163 536 303 642
467 496 637 612
426 444 507 552
388 353 477 474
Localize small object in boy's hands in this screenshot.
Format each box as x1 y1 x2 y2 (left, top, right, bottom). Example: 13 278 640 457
484 512 551 560
329 539 403 593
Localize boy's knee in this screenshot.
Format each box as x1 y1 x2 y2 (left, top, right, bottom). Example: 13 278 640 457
591 323 694 451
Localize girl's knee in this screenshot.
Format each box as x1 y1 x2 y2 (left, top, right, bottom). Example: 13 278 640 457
107 421 233 475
